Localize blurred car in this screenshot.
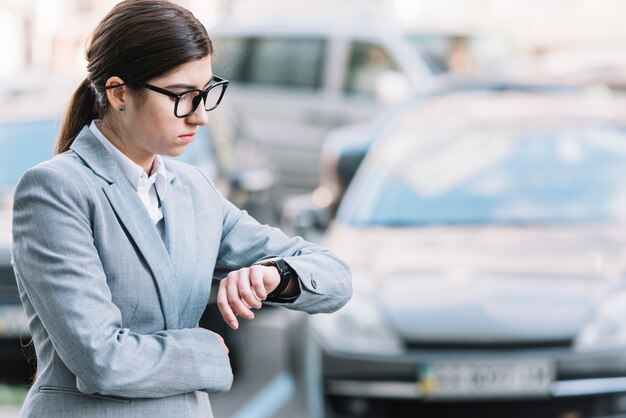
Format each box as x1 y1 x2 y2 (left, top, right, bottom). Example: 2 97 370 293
211 21 520 194
0 119 56 343
290 90 626 418
0 94 275 369
0 70 80 109
281 76 581 235
530 42 626 94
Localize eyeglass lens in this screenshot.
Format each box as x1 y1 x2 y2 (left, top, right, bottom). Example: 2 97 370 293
175 84 225 117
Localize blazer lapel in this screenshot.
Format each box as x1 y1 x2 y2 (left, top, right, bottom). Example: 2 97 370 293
70 127 180 329
103 183 179 329
161 171 196 310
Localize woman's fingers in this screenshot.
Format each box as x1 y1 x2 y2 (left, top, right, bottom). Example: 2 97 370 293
249 265 268 301
238 268 263 310
217 279 239 330
217 265 281 329
227 270 255 320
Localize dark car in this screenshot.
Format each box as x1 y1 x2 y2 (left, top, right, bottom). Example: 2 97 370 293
0 118 58 342
290 89 626 418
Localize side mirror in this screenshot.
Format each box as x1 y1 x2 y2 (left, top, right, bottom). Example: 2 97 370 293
374 70 412 104
280 194 332 242
230 168 276 225
232 167 275 196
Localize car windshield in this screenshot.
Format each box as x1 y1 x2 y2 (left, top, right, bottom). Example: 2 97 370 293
0 119 59 191
341 126 626 226
406 33 512 75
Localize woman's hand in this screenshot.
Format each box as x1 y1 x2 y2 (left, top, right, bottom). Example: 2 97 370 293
217 265 281 330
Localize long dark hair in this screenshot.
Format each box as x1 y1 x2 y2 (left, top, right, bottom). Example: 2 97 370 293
56 0 213 154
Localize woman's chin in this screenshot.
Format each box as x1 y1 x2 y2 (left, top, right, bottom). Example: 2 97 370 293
164 145 189 157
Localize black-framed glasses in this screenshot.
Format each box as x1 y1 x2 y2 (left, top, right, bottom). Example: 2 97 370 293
106 75 229 118
143 75 229 118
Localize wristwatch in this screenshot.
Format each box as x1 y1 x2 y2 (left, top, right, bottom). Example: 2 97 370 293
256 257 293 300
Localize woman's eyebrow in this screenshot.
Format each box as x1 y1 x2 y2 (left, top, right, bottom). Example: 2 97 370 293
164 79 212 90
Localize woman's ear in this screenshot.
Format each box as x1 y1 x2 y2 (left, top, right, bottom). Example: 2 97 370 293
104 76 127 112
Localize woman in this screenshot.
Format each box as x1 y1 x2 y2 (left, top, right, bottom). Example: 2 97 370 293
10 1 351 417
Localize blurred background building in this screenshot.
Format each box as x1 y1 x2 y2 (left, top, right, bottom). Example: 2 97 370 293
4 0 626 76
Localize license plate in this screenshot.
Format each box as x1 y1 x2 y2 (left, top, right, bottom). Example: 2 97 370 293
419 359 554 399
0 305 29 338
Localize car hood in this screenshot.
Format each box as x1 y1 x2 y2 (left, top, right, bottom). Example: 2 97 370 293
325 223 626 344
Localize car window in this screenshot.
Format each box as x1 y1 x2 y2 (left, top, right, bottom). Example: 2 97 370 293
340 126 626 226
212 37 248 82
343 42 398 98
407 34 462 75
0 119 59 190
406 34 512 75
213 36 326 90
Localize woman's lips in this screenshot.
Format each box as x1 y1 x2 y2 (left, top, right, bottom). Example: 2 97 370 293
178 133 196 143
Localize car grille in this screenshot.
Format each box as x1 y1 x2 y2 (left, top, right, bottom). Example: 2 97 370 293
0 265 20 304
405 340 573 351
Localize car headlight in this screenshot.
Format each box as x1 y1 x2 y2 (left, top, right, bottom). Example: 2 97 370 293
310 294 403 356
575 290 626 351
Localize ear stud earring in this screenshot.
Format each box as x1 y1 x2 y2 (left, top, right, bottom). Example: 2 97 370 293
118 106 125 112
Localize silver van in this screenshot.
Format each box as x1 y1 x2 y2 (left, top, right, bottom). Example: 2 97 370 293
211 21 513 194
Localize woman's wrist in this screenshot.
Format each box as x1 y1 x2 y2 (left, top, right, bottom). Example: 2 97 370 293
255 257 298 300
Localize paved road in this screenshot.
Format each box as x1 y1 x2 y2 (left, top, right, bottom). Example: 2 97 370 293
212 307 307 418
0 406 19 418
0 307 308 418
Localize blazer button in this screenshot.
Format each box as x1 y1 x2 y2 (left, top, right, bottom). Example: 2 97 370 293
311 279 317 289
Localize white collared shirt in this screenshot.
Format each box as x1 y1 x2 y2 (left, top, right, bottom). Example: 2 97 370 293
89 121 168 227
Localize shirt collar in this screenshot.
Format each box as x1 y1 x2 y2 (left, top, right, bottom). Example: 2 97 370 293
150 153 168 201
89 120 168 202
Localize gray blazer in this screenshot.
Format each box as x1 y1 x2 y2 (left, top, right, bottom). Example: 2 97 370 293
11 127 352 418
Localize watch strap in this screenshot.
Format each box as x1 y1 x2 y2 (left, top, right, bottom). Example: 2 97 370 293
256 257 292 300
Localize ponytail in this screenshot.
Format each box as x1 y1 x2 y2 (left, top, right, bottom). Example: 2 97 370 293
56 78 99 154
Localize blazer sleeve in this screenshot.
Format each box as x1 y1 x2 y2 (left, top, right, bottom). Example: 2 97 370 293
210 180 352 314
11 164 232 398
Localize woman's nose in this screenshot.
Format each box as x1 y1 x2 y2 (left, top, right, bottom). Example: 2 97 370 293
186 104 209 126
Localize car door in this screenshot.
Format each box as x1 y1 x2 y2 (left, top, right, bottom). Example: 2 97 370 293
213 34 333 192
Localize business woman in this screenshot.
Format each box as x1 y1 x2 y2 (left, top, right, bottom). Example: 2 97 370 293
10 1 352 417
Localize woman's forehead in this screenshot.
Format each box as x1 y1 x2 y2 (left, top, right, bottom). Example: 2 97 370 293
155 56 213 87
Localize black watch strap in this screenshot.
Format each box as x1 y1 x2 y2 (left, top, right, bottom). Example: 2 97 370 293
258 258 292 300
